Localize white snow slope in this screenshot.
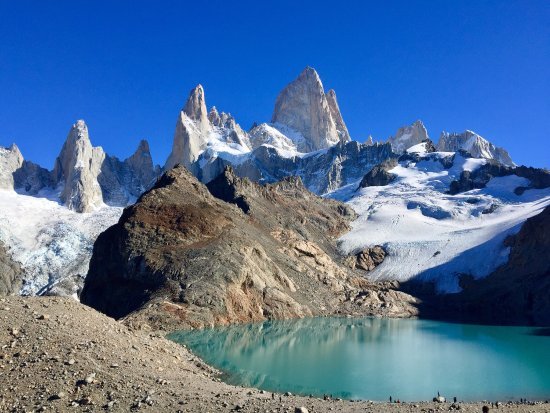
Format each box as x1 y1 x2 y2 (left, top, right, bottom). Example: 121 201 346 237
0 189 122 296
334 150 550 293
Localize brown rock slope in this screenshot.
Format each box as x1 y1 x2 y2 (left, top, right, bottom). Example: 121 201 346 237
81 166 418 330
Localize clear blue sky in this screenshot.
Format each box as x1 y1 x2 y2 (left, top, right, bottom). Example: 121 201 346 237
0 0 548 168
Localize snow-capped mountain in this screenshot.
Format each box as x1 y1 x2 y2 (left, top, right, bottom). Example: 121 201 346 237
163 67 394 194
334 142 549 293
0 66 546 303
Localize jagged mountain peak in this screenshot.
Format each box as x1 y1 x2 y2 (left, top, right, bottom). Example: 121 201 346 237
388 120 430 154
183 84 209 129
135 138 150 153
298 66 323 84
271 67 347 152
208 106 221 126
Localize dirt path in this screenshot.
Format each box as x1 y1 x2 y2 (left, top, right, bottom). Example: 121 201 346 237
1 297 548 412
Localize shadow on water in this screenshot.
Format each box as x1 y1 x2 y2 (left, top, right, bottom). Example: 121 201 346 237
531 327 550 336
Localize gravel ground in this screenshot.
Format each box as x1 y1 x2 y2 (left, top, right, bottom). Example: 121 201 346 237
0 296 548 413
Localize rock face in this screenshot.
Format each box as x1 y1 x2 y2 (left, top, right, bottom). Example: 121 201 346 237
357 158 398 189
387 120 429 154
271 67 350 152
0 144 24 189
165 85 250 173
326 89 351 143
443 206 550 325
52 121 105 212
0 241 22 296
97 140 160 206
81 166 418 329
437 130 514 166
165 85 212 171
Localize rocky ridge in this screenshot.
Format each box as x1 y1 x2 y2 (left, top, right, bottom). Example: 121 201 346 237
1 121 159 212
81 166 418 330
437 130 514 167
162 67 387 194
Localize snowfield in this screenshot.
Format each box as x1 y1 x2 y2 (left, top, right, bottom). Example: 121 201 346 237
335 150 550 293
0 189 122 296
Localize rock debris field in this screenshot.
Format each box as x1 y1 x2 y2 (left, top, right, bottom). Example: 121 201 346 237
1 297 548 413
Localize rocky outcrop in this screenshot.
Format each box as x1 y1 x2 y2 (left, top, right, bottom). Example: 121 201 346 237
272 67 349 152
437 130 514 166
449 161 550 195
357 158 398 189
0 241 22 296
52 121 105 213
81 166 418 329
345 246 386 271
387 120 429 154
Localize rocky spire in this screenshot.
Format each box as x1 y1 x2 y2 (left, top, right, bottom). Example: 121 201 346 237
388 120 429 154
208 106 221 127
365 135 374 146
271 67 344 152
326 89 350 143
53 120 105 212
165 86 212 171
183 84 209 132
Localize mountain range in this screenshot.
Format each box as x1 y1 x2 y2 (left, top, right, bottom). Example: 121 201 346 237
0 67 548 324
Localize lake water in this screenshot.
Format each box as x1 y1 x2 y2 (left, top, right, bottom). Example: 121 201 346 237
168 317 550 402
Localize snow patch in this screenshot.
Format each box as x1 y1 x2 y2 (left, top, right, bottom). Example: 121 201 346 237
336 153 550 293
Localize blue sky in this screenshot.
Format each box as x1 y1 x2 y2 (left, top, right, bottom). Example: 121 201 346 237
0 0 548 168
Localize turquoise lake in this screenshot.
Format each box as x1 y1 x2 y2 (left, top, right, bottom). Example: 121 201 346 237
168 317 550 402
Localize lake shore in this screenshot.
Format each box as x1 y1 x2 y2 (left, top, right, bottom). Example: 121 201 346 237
1 296 548 412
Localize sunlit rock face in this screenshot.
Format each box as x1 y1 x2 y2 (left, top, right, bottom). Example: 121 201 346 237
272 67 349 152
52 120 106 213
